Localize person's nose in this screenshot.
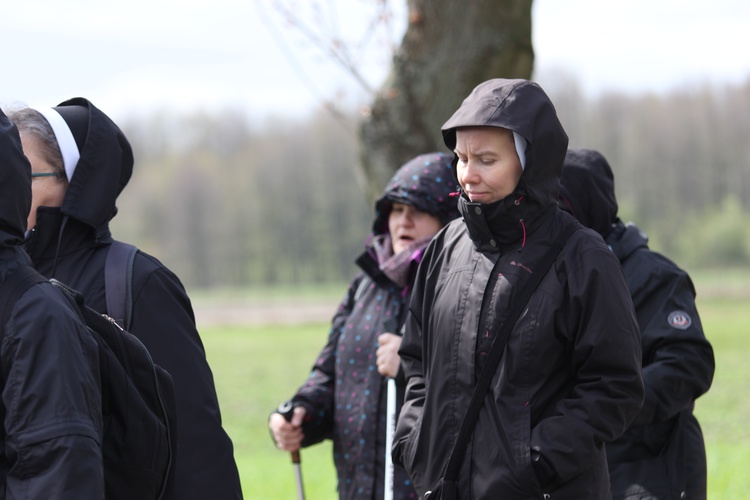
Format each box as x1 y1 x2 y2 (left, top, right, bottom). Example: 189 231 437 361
458 159 479 187
399 207 415 227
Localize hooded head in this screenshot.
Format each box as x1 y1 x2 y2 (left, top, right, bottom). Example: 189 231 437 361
559 148 619 237
372 152 461 236
0 110 32 248
441 79 569 215
11 98 134 230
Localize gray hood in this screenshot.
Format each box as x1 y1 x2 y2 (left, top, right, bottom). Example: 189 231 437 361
441 79 569 251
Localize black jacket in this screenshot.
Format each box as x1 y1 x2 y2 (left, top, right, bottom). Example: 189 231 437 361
23 98 242 500
1 110 104 498
561 148 715 499
393 80 644 499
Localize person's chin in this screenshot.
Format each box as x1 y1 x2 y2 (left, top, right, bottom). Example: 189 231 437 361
393 240 412 254
469 193 504 204
467 193 490 203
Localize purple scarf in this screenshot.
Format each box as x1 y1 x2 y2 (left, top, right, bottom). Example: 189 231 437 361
371 234 433 288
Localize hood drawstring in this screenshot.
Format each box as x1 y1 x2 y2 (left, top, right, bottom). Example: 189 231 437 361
50 215 71 278
515 194 526 252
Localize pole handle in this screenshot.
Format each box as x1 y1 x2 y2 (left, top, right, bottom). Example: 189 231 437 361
278 400 295 421
278 400 302 464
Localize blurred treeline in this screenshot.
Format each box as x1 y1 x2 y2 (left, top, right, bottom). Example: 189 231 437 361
113 112 371 289
111 76 750 290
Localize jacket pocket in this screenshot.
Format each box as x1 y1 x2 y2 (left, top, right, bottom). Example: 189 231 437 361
477 395 543 497
402 411 425 492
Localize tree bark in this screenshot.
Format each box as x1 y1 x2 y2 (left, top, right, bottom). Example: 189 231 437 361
358 0 534 201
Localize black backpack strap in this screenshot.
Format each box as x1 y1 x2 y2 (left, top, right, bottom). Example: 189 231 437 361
1 266 49 338
442 223 578 482
105 241 138 330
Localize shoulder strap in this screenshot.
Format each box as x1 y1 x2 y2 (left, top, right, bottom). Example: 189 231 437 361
353 274 372 303
443 223 578 481
105 241 139 330
0 266 49 338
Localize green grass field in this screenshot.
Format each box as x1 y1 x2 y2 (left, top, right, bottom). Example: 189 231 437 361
201 291 750 499
205 323 338 499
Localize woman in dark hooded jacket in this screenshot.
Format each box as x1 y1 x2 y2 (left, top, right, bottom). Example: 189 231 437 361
269 153 461 500
392 79 645 499
8 99 242 500
560 148 715 500
0 109 104 498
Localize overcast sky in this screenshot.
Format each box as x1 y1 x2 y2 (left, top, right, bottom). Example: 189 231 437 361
2 0 749 122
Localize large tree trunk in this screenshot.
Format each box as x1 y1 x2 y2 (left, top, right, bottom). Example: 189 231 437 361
358 0 534 201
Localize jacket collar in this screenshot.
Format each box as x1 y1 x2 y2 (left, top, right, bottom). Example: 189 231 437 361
606 220 649 263
458 189 554 254
24 207 110 265
355 247 401 289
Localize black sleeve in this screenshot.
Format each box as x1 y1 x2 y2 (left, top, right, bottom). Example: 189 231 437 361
626 254 715 426
129 263 242 500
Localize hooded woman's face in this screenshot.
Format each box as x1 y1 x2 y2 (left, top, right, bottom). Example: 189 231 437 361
388 202 443 255
454 127 522 205
22 134 68 230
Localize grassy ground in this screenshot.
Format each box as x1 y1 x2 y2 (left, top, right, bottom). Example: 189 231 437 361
692 296 750 497
200 282 750 499
205 323 338 499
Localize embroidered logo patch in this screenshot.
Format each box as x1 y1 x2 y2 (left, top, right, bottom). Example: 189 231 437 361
510 261 532 274
667 310 692 330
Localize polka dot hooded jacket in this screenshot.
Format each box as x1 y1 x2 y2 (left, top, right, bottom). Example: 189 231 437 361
290 153 459 500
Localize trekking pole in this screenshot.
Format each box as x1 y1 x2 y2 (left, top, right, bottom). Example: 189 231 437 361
278 400 306 500
384 377 397 500
383 318 400 500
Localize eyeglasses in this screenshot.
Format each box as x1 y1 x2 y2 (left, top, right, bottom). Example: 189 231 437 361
31 172 61 179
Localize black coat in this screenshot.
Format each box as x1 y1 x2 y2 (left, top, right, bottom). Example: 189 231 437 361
561 148 715 499
605 222 714 499
1 110 104 498
393 80 645 499
23 98 242 500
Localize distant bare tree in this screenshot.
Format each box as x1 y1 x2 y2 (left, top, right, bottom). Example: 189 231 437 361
256 0 403 124
359 0 534 201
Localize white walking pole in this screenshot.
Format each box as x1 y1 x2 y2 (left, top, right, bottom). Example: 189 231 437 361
384 377 397 500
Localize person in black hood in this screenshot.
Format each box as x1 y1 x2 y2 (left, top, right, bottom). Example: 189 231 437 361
560 148 715 500
7 99 243 499
1 108 104 498
269 152 461 500
392 79 645 499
